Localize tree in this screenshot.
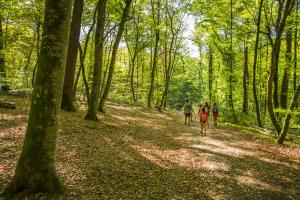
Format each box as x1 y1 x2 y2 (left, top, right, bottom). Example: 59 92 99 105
0 13 6 78
208 50 213 102
61 0 84 111
252 0 263 126
3 0 73 197
98 0 133 113
266 0 295 134
280 17 292 109
242 45 248 114
277 83 300 144
148 0 161 107
85 0 108 121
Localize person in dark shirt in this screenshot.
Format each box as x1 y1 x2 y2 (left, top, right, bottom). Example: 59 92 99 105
183 99 192 125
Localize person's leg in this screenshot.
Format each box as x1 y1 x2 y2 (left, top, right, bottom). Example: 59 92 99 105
184 113 187 125
200 121 203 133
207 116 209 128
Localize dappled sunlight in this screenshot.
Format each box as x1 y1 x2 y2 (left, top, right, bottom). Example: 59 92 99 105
131 143 230 171
259 157 299 170
192 139 255 158
108 103 141 112
0 113 27 121
140 111 173 121
207 189 229 200
236 174 282 192
110 114 167 130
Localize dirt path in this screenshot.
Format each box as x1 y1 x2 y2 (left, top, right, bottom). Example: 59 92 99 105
1 99 300 199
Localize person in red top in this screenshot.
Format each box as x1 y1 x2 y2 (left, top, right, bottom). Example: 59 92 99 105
198 102 209 134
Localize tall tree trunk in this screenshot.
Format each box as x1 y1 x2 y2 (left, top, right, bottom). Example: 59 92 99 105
73 4 97 100
3 0 72 197
268 41 282 133
130 51 138 102
98 0 133 112
273 62 280 108
277 83 300 144
148 0 161 108
208 50 213 102
85 0 107 121
267 0 295 135
294 0 298 107
0 14 6 78
61 0 84 111
280 22 292 109
252 0 263 126
229 0 237 121
243 45 248 114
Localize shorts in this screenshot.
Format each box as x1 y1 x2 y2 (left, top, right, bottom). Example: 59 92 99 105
185 113 191 117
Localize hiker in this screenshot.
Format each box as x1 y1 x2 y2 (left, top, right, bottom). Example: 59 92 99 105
199 102 209 134
212 103 219 127
183 99 192 125
206 103 211 128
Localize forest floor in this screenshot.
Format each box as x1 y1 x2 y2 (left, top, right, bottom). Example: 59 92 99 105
1 96 300 200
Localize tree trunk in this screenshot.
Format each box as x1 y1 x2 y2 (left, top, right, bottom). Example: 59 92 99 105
148 0 161 108
130 51 138 102
0 14 6 78
85 0 107 121
3 0 72 197
243 45 248 114
267 0 295 135
277 83 300 144
208 50 213 102
280 24 292 109
252 0 263 126
229 0 237 122
61 0 84 111
98 0 133 113
294 0 298 107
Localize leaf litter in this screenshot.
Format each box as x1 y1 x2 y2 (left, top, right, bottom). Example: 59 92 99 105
0 97 299 199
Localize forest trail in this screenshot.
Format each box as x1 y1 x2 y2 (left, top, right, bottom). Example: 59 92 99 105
1 97 300 199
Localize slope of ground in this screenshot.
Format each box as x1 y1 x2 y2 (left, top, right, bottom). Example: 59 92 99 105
0 97 300 199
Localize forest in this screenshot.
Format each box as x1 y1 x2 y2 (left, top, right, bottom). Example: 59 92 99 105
0 0 300 199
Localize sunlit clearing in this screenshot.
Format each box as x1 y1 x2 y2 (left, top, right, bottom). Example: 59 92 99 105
192 139 256 158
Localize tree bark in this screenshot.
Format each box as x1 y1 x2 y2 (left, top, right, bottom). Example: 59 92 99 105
243 45 248 114
277 83 300 144
98 0 133 112
267 0 295 135
294 0 298 107
280 23 292 109
229 0 237 122
61 0 84 111
252 0 263 126
148 0 161 108
3 0 72 197
0 14 6 78
85 0 107 121
208 50 213 102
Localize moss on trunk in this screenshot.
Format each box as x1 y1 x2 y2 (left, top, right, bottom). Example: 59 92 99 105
3 0 73 197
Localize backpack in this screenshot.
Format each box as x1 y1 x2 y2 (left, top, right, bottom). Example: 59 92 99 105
184 102 192 113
